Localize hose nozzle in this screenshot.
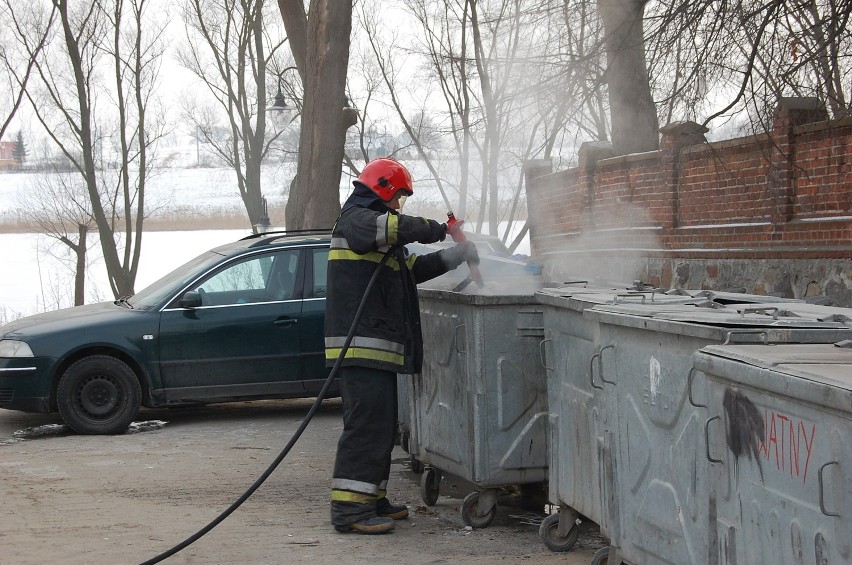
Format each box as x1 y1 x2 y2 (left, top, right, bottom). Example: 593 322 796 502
447 211 484 289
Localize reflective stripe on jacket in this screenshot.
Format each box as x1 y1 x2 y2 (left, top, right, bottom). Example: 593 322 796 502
324 204 449 374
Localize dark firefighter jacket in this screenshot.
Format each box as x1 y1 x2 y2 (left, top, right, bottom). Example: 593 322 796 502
324 184 450 374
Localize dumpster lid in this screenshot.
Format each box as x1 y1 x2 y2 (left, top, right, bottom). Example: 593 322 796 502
587 296 716 317
746 302 852 325
695 342 852 403
653 304 851 329
586 303 852 344
537 284 703 313
574 292 702 310
418 287 540 305
536 282 790 306
592 300 848 327
686 290 803 304
537 281 629 298
699 341 852 366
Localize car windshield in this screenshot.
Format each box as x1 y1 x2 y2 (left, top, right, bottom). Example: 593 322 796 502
129 251 227 309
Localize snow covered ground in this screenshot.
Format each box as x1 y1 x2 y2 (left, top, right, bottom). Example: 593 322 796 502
0 163 529 320
0 163 295 220
0 229 248 319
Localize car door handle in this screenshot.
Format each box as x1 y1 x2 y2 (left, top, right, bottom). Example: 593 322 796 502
274 317 298 326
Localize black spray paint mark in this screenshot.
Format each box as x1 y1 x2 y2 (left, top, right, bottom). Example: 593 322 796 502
722 387 765 481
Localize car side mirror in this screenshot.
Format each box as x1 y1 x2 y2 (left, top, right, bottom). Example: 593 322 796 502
179 290 203 308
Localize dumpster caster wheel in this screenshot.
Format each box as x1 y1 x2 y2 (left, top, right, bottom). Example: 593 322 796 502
590 546 609 565
410 455 424 474
539 513 579 552
421 467 441 505
461 491 497 528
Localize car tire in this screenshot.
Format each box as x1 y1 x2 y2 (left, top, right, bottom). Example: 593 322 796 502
57 355 141 435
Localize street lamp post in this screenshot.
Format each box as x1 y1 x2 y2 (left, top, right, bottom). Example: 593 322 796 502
255 196 272 233
266 66 299 126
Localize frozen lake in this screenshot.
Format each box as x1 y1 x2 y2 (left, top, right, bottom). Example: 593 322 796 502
0 230 248 320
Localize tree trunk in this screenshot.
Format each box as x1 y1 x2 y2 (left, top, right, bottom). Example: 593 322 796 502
57 0 134 298
284 0 353 230
74 224 87 306
277 0 307 82
599 0 659 155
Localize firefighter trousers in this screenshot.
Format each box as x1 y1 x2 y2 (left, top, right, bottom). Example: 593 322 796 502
330 366 398 527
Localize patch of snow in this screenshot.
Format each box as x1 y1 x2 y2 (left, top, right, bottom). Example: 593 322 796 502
12 423 69 439
125 420 168 434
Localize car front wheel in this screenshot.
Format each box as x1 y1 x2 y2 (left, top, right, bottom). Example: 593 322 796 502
57 355 141 434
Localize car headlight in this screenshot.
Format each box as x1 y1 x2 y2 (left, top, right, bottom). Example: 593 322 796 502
0 340 34 358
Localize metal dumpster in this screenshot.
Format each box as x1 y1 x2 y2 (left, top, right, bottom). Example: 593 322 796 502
584 303 852 565
407 288 548 528
535 283 707 551
696 342 852 565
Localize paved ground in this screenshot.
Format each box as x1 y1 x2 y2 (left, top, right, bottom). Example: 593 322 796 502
0 398 605 564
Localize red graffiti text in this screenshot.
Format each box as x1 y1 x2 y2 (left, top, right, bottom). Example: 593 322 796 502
758 409 816 484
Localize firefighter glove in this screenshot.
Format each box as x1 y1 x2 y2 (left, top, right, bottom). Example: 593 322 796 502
442 241 479 269
423 220 448 243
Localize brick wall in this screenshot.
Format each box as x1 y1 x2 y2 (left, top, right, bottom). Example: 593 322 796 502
526 97 852 306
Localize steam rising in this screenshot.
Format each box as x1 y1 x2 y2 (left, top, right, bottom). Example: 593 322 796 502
530 201 662 287
420 258 543 296
414 201 663 296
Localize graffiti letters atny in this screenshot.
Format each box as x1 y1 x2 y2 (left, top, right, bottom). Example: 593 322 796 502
759 408 816 484
723 387 817 485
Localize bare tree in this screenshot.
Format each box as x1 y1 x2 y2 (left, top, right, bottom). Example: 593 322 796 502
342 36 395 172
179 0 289 231
645 0 851 132
740 0 850 122
598 0 659 154
354 1 456 213
278 0 357 230
359 0 593 251
17 171 95 306
17 0 166 298
293 0 849 247
399 0 476 218
0 1 55 141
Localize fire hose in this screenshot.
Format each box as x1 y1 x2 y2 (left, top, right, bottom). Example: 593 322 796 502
141 215 480 563
446 212 484 292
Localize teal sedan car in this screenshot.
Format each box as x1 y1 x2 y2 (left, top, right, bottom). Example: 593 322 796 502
0 231 333 434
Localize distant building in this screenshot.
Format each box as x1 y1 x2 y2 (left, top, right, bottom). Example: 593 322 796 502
0 140 15 169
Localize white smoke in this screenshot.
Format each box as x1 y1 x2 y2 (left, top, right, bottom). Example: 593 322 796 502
531 201 662 287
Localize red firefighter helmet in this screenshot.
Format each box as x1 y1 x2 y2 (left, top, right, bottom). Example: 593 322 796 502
356 158 414 201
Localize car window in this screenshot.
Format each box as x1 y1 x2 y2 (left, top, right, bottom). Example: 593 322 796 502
132 251 225 309
193 250 299 306
310 248 328 298
271 251 300 300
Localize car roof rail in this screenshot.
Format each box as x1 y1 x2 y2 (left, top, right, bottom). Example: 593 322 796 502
240 228 333 246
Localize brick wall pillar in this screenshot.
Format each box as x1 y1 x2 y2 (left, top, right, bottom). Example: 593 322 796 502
658 121 708 228
577 141 615 229
523 159 553 250
769 97 829 228
523 159 553 188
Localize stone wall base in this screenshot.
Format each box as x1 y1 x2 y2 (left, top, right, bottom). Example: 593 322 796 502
541 253 852 307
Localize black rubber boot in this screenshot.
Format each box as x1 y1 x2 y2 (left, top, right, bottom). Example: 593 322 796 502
376 498 409 520
334 516 396 534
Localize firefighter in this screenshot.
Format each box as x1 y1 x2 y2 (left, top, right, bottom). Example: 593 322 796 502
326 157 478 534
